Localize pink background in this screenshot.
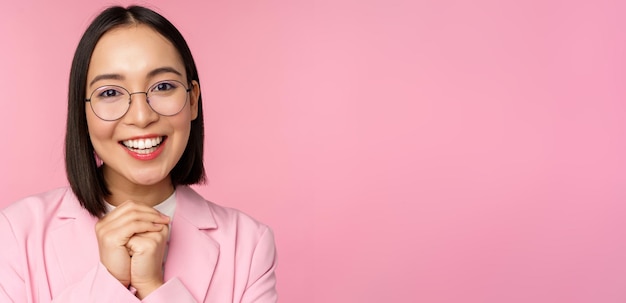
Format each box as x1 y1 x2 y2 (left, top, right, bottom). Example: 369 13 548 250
1 0 625 302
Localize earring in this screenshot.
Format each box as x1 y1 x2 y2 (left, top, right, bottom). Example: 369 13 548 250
94 152 104 167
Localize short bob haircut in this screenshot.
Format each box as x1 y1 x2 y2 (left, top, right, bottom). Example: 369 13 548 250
65 5 205 218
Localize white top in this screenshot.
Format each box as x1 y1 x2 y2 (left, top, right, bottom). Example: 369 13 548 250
104 191 177 218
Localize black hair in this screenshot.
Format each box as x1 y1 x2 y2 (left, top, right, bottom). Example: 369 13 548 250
65 5 205 217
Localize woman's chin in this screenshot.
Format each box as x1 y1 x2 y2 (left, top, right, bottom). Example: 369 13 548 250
102 164 172 188
122 169 171 187
128 175 169 187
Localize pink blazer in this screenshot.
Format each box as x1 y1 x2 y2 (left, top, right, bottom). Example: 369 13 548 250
0 186 277 302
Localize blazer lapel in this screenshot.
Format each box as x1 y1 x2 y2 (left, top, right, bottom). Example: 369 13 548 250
164 187 220 301
49 191 100 288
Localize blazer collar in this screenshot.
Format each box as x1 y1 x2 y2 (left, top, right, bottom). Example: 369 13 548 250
173 186 218 230
55 188 92 220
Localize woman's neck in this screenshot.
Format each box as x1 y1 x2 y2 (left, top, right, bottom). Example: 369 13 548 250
102 166 175 207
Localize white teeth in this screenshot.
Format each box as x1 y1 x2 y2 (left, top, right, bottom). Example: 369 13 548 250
122 136 163 150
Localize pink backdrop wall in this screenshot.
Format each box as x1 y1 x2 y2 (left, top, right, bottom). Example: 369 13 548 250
1 0 625 302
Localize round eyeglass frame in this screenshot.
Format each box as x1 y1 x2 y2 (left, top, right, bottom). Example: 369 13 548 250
85 80 192 121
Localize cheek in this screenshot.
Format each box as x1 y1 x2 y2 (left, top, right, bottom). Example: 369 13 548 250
85 111 114 147
173 120 192 143
173 108 194 131
169 114 194 150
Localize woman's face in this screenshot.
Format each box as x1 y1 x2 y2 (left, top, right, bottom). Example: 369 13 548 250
86 24 199 189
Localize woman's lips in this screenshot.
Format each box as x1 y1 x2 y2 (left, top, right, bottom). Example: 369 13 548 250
121 136 164 150
119 136 167 160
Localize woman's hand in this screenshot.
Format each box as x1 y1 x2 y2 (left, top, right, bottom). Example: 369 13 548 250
127 224 170 299
95 201 170 288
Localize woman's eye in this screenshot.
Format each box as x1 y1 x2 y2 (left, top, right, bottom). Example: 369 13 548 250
153 81 176 92
98 89 121 98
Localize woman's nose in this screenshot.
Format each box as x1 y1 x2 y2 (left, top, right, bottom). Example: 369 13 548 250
122 92 159 127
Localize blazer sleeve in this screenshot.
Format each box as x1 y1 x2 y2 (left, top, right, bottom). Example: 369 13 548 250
139 278 196 303
53 263 197 303
51 263 141 302
240 227 278 303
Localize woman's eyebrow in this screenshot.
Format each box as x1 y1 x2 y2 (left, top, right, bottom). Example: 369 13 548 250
148 66 183 78
89 74 124 87
88 67 183 88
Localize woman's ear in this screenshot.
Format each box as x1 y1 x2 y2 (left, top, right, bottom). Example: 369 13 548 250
189 80 200 120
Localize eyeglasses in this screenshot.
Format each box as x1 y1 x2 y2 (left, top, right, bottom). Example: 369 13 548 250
85 80 191 121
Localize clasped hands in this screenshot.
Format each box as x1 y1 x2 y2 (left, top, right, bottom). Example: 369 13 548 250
95 201 170 299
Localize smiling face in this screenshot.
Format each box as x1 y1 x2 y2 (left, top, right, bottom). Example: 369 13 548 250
86 24 200 200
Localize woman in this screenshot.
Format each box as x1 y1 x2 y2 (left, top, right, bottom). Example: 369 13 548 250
0 5 277 302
